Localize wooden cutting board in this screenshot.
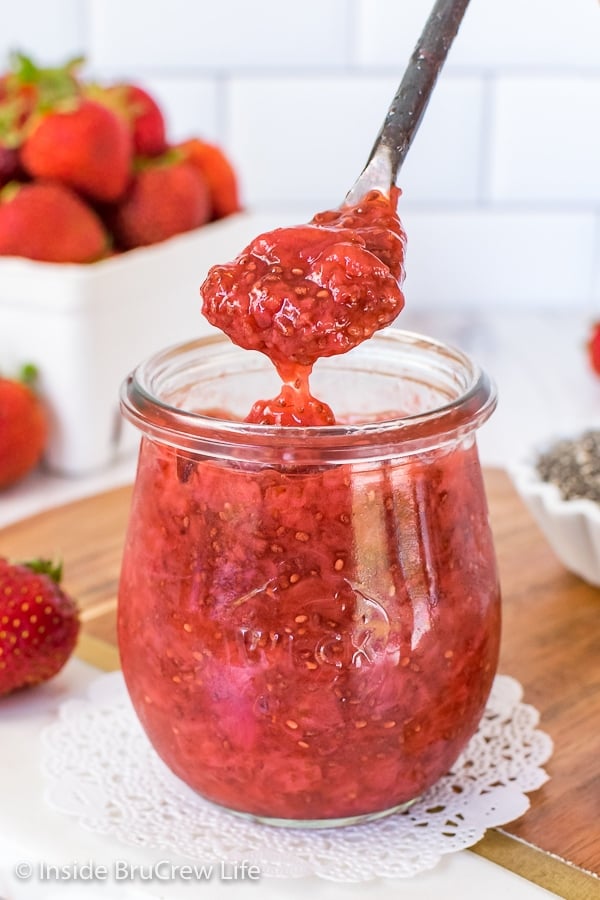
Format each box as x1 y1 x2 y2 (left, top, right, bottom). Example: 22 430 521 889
1 469 599 899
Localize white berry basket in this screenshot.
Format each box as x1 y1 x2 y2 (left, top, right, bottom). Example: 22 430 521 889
0 212 265 475
510 450 600 588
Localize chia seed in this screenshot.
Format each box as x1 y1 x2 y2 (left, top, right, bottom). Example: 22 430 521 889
536 430 600 503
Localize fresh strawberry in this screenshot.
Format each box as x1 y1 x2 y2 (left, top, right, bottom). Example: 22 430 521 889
126 85 167 156
0 146 20 187
0 365 47 488
110 152 211 249
0 64 46 144
588 323 600 377
0 76 35 185
0 53 82 163
178 138 241 219
93 83 167 157
0 559 79 696
21 98 132 202
0 180 109 263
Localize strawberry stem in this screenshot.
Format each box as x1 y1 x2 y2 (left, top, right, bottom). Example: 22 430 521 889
0 180 22 203
19 363 39 387
8 51 83 111
23 559 63 583
133 148 183 172
0 96 27 148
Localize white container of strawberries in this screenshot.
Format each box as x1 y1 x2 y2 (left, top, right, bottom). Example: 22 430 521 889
0 53 254 476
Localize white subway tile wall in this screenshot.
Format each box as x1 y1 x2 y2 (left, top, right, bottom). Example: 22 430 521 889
1 0 599 308
357 0 600 69
490 76 600 204
594 222 600 305
1 0 85 65
88 0 352 69
402 210 597 308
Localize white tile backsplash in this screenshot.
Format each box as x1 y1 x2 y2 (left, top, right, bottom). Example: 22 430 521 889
229 74 485 208
0 0 85 65
88 0 350 70
490 76 600 204
355 0 424 72
593 221 600 309
452 0 600 69
401 209 597 308
397 77 486 205
356 0 600 70
229 75 397 209
1 0 599 309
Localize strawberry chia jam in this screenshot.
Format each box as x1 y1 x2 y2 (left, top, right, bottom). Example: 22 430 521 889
118 191 500 826
201 190 406 426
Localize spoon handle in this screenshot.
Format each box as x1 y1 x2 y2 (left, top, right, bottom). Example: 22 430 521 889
346 0 471 204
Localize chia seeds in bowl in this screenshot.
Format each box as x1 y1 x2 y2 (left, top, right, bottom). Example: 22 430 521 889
510 430 600 588
536 431 600 504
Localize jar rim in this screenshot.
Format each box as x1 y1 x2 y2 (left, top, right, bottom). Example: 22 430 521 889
120 330 497 463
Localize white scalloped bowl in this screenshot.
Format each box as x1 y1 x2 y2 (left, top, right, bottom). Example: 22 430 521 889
510 454 600 588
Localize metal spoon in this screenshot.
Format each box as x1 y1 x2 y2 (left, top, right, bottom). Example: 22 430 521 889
345 0 471 204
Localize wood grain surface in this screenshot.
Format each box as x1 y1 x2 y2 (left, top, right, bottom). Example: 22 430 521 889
1 469 599 896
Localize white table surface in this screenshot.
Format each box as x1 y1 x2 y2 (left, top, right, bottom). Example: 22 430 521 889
1 308 596 898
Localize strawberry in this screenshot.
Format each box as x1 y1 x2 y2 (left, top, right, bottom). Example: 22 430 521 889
178 138 241 219
0 73 35 186
94 83 167 157
0 60 49 146
0 53 81 179
126 85 167 156
0 180 109 263
21 98 132 202
0 146 20 188
588 322 600 377
0 365 47 488
110 152 211 249
0 559 79 696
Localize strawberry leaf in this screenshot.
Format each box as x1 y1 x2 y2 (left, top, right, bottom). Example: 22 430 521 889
9 51 83 111
23 559 63 584
0 180 22 203
133 148 183 172
19 363 39 387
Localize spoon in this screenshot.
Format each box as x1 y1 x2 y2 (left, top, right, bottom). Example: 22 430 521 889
345 0 471 205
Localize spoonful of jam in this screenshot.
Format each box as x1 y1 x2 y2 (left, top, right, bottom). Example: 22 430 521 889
201 0 471 426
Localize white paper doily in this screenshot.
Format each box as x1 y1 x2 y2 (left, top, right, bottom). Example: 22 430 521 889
41 672 552 882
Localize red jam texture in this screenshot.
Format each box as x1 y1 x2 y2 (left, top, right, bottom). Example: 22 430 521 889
245 371 336 427
119 438 500 822
200 190 406 425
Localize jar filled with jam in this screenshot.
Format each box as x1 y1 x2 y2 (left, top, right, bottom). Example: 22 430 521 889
118 329 500 827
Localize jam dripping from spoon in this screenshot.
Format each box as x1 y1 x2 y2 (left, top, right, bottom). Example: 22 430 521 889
201 189 406 425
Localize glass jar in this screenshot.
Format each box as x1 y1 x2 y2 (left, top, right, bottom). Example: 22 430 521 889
118 329 500 828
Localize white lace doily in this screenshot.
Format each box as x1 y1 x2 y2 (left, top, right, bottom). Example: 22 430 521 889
41 672 552 882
